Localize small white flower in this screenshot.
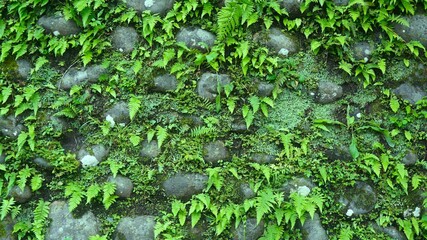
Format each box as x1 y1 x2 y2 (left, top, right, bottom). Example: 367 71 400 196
297 186 311 196
346 209 354 217
413 207 421 217
402 29 406 33
53 30 60 36
106 115 115 127
80 155 99 168
145 0 154 8
278 48 289 56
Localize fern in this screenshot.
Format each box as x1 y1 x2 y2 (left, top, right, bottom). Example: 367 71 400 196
190 126 216 138
128 96 141 121
259 224 283 240
86 184 101 204
217 1 242 41
102 182 117 210
32 200 50 240
65 182 85 212
1 197 15 220
254 188 281 224
156 126 168 149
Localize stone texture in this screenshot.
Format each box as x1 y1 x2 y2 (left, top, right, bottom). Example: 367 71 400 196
78 144 109 168
153 74 178 92
46 201 100 240
140 140 161 160
371 223 406 240
401 151 418 166
239 183 256 200
316 81 343 103
334 0 349 6
58 65 107 90
114 215 155 240
197 73 231 101
111 26 139 53
281 177 316 198
339 181 377 216
203 140 229 163
0 115 24 139
104 101 130 125
265 28 299 57
250 153 276 164
233 218 264 240
352 41 374 62
163 173 208 200
176 27 216 51
16 59 32 79
278 0 302 19
257 82 274 97
300 213 328 240
108 175 134 198
0 217 15 240
393 83 426 105
9 185 32 203
33 157 53 170
38 15 80 36
121 0 174 15
395 14 427 48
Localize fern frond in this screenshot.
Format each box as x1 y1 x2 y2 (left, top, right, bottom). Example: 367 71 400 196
102 182 117 210
217 1 243 41
190 126 217 138
156 126 168 148
65 182 85 212
32 200 50 239
1 197 15 220
254 188 278 224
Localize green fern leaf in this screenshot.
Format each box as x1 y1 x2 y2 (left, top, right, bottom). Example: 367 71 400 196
1 198 15 220
102 182 117 210
32 200 50 239
65 182 85 212
86 184 101 204
128 96 141 121
156 126 168 149
255 188 277 224
217 1 242 41
249 95 260 113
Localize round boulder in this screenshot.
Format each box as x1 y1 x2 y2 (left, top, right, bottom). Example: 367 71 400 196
58 65 107 90
122 0 174 15
315 81 343 104
163 173 208 200
394 14 427 48
300 213 328 240
104 101 130 125
153 74 178 92
107 175 134 198
111 26 139 53
233 218 264 240
114 215 155 240
0 115 24 139
264 28 300 57
197 73 231 101
339 181 377 216
393 83 426 105
38 15 80 36
10 185 32 203
203 140 229 163
176 27 216 51
140 140 161 160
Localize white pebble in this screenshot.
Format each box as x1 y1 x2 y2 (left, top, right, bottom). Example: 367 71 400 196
297 186 311 197
278 48 289 56
413 207 421 217
346 209 354 217
144 0 154 8
80 155 99 168
105 114 115 127
53 30 60 36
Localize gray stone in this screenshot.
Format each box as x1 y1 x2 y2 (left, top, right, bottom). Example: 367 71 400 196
33 157 53 169
0 115 24 139
37 15 80 36
111 26 139 53
140 140 161 160
46 201 100 240
334 0 349 5
231 120 250 133
16 59 32 79
163 173 208 200
10 185 32 203
239 183 256 199
401 151 418 166
352 41 374 62
153 74 178 92
197 73 231 101
176 27 216 51
203 140 229 163
105 101 130 125
122 0 174 15
281 177 316 198
278 0 302 19
395 14 427 48
393 83 426 104
58 65 107 90
339 181 377 216
265 28 299 57
108 175 134 198
371 223 406 240
0 216 15 240
316 81 343 104
114 215 155 240
0 154 5 164
300 213 328 240
324 145 352 161
257 82 274 97
251 153 276 164
78 144 109 168
233 218 264 240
